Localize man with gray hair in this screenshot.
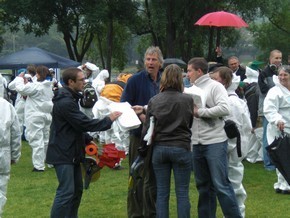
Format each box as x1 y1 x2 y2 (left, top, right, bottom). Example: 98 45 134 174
121 46 164 218
228 56 246 98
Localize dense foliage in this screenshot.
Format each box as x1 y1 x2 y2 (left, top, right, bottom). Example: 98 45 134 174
0 0 289 72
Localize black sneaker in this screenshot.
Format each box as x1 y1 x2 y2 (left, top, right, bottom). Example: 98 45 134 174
281 190 290 194
32 168 44 172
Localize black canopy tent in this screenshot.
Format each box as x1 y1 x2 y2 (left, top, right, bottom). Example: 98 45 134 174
0 47 80 70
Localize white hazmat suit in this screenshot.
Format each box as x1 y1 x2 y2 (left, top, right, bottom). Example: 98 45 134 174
78 62 100 118
15 76 53 171
92 69 110 98
0 74 7 99
0 82 21 216
226 74 252 217
264 82 290 192
92 96 130 154
8 74 38 139
243 67 264 163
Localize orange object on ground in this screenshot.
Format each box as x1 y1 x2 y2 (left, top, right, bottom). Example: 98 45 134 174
85 143 98 155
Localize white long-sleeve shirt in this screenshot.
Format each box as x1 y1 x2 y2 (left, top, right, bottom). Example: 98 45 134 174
191 74 230 145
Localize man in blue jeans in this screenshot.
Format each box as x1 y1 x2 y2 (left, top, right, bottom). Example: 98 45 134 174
187 57 242 218
46 67 121 218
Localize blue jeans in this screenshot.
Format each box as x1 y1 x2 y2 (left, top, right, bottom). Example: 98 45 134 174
192 141 242 218
262 116 275 170
51 164 83 218
152 145 191 218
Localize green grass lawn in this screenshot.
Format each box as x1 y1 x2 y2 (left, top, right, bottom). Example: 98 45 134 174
3 141 290 217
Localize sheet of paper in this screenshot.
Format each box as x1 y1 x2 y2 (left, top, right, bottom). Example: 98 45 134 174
184 85 205 108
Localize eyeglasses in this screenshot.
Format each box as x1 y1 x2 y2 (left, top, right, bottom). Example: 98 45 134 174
77 78 86 82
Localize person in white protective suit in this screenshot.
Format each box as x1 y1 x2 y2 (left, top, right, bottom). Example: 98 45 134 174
8 66 37 140
0 74 8 101
14 65 53 172
48 68 62 91
78 62 100 118
264 65 290 194
0 74 5 98
92 69 110 98
210 66 252 217
92 73 133 165
243 66 264 163
0 75 22 217
78 62 100 83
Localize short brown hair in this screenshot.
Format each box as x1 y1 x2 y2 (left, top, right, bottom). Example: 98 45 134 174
188 57 208 74
213 66 233 89
160 64 183 92
62 67 83 85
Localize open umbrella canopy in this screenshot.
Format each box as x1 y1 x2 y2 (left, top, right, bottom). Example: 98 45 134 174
194 11 249 57
195 11 248 28
163 58 187 68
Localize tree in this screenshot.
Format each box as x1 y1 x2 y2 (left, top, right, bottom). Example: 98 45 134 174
250 0 290 63
92 0 139 74
1 25 67 56
1 0 139 75
0 0 5 51
2 0 95 61
131 0 278 62
2 0 289 72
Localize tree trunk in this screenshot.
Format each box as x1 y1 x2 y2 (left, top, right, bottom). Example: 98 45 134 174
106 17 113 80
63 32 76 61
97 35 105 69
165 0 175 57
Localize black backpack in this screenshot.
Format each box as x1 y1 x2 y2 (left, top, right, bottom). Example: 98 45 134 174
224 119 242 157
80 82 98 108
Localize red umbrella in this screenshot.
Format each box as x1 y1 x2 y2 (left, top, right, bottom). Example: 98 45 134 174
194 11 248 56
195 11 248 28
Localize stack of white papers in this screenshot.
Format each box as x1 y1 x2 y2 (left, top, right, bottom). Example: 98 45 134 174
108 102 141 131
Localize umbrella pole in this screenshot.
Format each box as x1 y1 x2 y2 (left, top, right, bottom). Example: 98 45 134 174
216 27 221 48
208 27 214 60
